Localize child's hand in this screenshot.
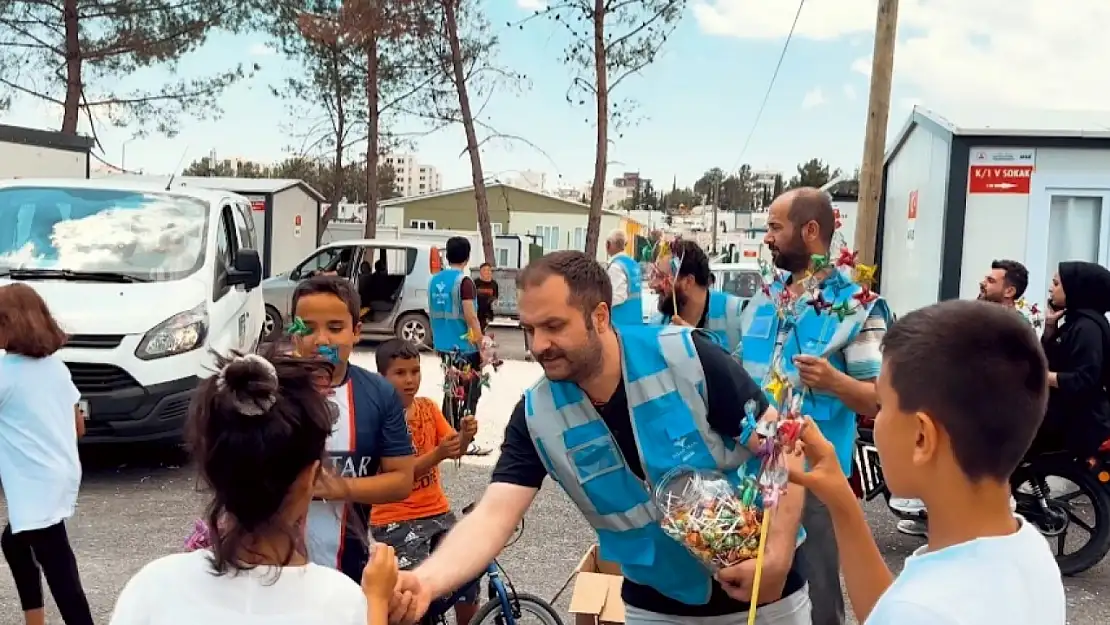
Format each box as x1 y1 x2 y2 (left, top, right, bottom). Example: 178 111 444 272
459 415 478 438
437 433 463 460
362 544 399 604
787 417 852 504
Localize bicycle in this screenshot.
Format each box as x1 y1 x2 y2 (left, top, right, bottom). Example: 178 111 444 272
421 503 564 625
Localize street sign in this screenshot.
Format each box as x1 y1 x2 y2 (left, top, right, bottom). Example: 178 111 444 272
968 165 1034 194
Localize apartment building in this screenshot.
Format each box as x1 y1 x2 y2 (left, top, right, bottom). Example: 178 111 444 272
383 154 443 197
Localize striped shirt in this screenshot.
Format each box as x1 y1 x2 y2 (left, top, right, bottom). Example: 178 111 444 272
773 306 886 381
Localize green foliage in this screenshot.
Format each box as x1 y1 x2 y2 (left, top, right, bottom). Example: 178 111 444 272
181 156 400 202
0 0 257 137
787 158 841 190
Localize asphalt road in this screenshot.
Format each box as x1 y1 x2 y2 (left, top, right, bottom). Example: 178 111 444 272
360 321 533 362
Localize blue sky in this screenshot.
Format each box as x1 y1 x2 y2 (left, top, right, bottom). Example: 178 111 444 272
7 0 1103 189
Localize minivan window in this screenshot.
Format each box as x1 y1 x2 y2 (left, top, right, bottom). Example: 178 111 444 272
0 186 209 282
232 201 257 250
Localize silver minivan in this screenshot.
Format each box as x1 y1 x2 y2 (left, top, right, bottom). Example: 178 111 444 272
260 239 441 346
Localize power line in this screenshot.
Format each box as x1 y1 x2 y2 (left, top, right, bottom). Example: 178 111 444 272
729 0 807 172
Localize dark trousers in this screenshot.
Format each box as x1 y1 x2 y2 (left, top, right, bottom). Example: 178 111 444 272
796 491 845 625
439 351 483 429
1 522 94 625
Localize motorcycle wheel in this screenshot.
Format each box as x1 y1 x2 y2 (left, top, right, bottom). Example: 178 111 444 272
1014 456 1110 576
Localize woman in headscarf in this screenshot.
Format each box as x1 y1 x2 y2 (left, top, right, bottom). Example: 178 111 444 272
1041 261 1110 457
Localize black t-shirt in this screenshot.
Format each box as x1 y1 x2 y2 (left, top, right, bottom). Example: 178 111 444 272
491 334 804 616
474 278 499 319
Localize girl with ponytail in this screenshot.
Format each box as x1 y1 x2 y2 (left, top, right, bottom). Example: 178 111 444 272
108 351 397 624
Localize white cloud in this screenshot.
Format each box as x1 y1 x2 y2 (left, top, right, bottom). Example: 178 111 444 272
693 0 1110 116
248 42 275 56
842 84 857 100
517 0 547 10
802 88 826 109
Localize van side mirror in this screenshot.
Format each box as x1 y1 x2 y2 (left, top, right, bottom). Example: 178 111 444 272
228 249 263 290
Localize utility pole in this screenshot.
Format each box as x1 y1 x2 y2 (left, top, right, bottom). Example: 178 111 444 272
853 0 900 266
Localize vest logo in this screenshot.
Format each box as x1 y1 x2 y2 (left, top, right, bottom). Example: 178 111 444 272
672 434 697 463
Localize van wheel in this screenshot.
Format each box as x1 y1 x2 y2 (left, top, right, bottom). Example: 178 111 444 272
263 305 282 342
396 312 431 348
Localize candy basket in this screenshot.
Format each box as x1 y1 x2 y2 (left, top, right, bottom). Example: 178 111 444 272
653 466 765 571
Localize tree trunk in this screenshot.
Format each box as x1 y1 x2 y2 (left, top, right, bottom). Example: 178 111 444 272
445 0 494 266
364 34 381 239
61 0 82 134
319 46 346 242
584 0 608 259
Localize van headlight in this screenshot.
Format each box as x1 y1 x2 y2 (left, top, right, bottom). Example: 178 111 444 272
136 304 209 360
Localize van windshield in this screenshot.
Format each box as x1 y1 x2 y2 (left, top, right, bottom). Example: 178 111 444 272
0 186 209 282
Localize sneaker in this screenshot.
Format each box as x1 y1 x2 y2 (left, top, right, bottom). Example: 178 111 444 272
1010 494 1017 512
897 519 928 537
889 497 926 515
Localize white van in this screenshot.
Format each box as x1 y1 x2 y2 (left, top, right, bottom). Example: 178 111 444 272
0 179 265 443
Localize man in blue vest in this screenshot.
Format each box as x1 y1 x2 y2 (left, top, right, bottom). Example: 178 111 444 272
428 237 487 450
738 188 890 625
390 250 812 625
605 229 643 325
649 239 745 353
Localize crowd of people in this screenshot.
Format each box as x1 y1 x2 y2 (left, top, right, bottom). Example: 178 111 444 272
0 185 1105 624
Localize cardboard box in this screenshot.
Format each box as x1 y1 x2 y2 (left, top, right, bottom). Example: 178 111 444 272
568 545 626 625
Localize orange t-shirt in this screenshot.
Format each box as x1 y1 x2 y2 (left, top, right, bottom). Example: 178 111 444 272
370 397 454 526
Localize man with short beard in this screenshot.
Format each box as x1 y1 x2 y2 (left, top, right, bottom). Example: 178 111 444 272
979 259 1029 307
649 239 745 353
737 188 891 625
389 250 814 625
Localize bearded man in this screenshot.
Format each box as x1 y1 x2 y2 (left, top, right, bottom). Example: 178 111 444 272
389 251 813 625
737 188 891 625
648 239 745 353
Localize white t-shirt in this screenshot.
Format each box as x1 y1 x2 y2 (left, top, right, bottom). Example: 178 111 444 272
865 517 1065 625
109 550 368 625
0 352 82 532
607 254 630 306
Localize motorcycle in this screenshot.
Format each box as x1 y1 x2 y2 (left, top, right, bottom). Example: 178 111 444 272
852 417 1110 576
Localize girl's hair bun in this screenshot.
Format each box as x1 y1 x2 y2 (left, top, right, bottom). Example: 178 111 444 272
216 353 279 417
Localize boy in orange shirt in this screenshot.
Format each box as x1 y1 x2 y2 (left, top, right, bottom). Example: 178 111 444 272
371 339 479 625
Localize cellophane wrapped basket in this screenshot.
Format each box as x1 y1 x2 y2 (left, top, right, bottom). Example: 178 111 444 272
654 466 765 571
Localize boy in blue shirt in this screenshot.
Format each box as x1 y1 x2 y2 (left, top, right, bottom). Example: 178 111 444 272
788 299 1065 625
292 275 416 582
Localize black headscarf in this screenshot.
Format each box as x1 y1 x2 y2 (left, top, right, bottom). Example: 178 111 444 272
1060 261 1110 314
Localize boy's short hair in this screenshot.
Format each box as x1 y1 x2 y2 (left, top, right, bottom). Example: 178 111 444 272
292 275 361 325
882 299 1048 481
375 339 421 373
445 237 471 265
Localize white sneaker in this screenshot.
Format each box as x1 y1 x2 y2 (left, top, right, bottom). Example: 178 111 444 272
897 519 928 537
1010 494 1017 512
889 497 926 514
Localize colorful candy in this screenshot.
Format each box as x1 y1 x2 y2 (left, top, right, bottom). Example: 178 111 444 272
656 468 766 570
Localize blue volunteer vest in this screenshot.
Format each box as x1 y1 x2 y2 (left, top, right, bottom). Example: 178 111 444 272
524 325 753 605
652 290 745 354
738 270 891 474
429 268 477 353
609 254 643 326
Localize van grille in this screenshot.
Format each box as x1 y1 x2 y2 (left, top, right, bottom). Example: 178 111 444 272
67 334 124 349
65 363 139 394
